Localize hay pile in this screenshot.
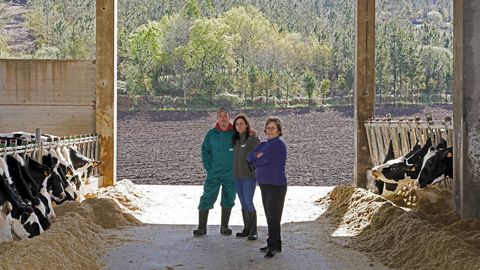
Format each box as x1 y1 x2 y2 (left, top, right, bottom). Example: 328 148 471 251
85 179 148 214
0 198 141 270
317 186 480 269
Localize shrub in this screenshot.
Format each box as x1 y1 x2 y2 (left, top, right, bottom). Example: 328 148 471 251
212 92 243 109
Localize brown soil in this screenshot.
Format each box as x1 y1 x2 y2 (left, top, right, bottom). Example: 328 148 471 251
117 104 452 186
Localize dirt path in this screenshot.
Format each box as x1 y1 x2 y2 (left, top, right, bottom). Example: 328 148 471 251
100 184 390 270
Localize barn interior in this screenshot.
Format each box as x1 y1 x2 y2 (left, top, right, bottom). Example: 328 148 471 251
1 1 479 269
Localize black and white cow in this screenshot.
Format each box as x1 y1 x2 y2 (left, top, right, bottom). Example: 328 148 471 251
55 146 83 201
0 131 59 144
5 155 38 205
0 158 43 239
371 139 423 196
5 155 50 231
0 169 14 243
404 137 435 177
67 146 101 200
371 137 452 196
372 140 399 196
41 149 76 203
417 147 453 188
26 156 58 220
68 146 101 180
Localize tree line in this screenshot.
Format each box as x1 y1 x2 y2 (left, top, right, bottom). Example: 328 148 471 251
0 0 453 108
118 1 452 108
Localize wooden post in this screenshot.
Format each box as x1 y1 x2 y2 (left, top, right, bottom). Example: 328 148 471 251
96 0 116 187
354 0 376 188
453 0 480 218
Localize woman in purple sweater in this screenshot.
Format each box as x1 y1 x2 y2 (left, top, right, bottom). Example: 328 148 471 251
247 116 287 258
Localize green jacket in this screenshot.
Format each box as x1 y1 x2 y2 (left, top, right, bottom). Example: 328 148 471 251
201 127 234 178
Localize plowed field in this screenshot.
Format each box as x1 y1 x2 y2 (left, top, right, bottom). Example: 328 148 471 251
117 105 452 186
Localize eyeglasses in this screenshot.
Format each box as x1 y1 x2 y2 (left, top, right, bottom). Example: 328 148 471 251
265 126 277 130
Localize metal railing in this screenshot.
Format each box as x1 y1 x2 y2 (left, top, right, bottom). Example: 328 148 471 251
0 134 99 175
365 113 453 166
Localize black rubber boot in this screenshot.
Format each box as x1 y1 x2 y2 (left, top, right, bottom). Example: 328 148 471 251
193 210 209 236
236 210 250 237
247 211 257 240
264 248 276 258
220 208 232 235
260 240 281 252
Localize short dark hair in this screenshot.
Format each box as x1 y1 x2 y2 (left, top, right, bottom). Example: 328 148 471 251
264 116 283 136
217 107 230 117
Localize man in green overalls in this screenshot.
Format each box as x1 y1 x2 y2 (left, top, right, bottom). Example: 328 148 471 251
193 107 236 236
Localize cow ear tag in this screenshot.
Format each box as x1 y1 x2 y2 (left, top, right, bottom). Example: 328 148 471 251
447 152 453 158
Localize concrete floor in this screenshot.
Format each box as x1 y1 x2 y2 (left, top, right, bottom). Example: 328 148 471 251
101 185 391 270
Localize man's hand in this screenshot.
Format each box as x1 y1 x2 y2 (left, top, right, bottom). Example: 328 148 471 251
256 152 263 158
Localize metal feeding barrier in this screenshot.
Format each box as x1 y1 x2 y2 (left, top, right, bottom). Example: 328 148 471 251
0 133 100 176
365 113 454 167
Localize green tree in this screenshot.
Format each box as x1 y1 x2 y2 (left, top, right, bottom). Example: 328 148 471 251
337 74 346 102
27 0 95 59
182 0 201 19
127 21 165 97
403 31 422 104
223 5 274 67
182 17 234 99
248 64 259 104
319 78 331 104
375 24 391 106
303 71 317 105
419 45 452 103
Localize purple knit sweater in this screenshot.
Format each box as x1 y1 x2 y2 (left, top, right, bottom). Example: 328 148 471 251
246 136 287 186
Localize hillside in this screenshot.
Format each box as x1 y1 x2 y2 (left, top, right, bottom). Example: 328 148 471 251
0 2 35 54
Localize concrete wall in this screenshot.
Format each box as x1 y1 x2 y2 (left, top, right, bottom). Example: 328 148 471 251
453 0 480 218
0 59 96 136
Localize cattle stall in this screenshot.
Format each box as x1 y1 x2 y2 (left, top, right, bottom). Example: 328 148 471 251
0 134 100 177
0 134 99 176
364 114 453 166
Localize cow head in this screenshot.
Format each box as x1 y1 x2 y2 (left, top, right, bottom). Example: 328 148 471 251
404 138 433 179
69 146 101 172
9 205 43 239
46 169 67 203
371 157 409 184
371 140 421 185
417 147 453 188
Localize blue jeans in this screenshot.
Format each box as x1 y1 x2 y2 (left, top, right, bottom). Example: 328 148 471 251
235 179 256 212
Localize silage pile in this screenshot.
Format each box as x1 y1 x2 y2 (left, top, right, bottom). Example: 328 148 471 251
85 179 148 215
0 198 141 270
317 186 480 270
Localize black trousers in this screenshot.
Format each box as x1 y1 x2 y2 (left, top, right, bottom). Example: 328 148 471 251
259 184 287 250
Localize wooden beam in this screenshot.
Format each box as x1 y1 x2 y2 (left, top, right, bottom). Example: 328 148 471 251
354 0 376 188
96 0 116 187
453 0 480 218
